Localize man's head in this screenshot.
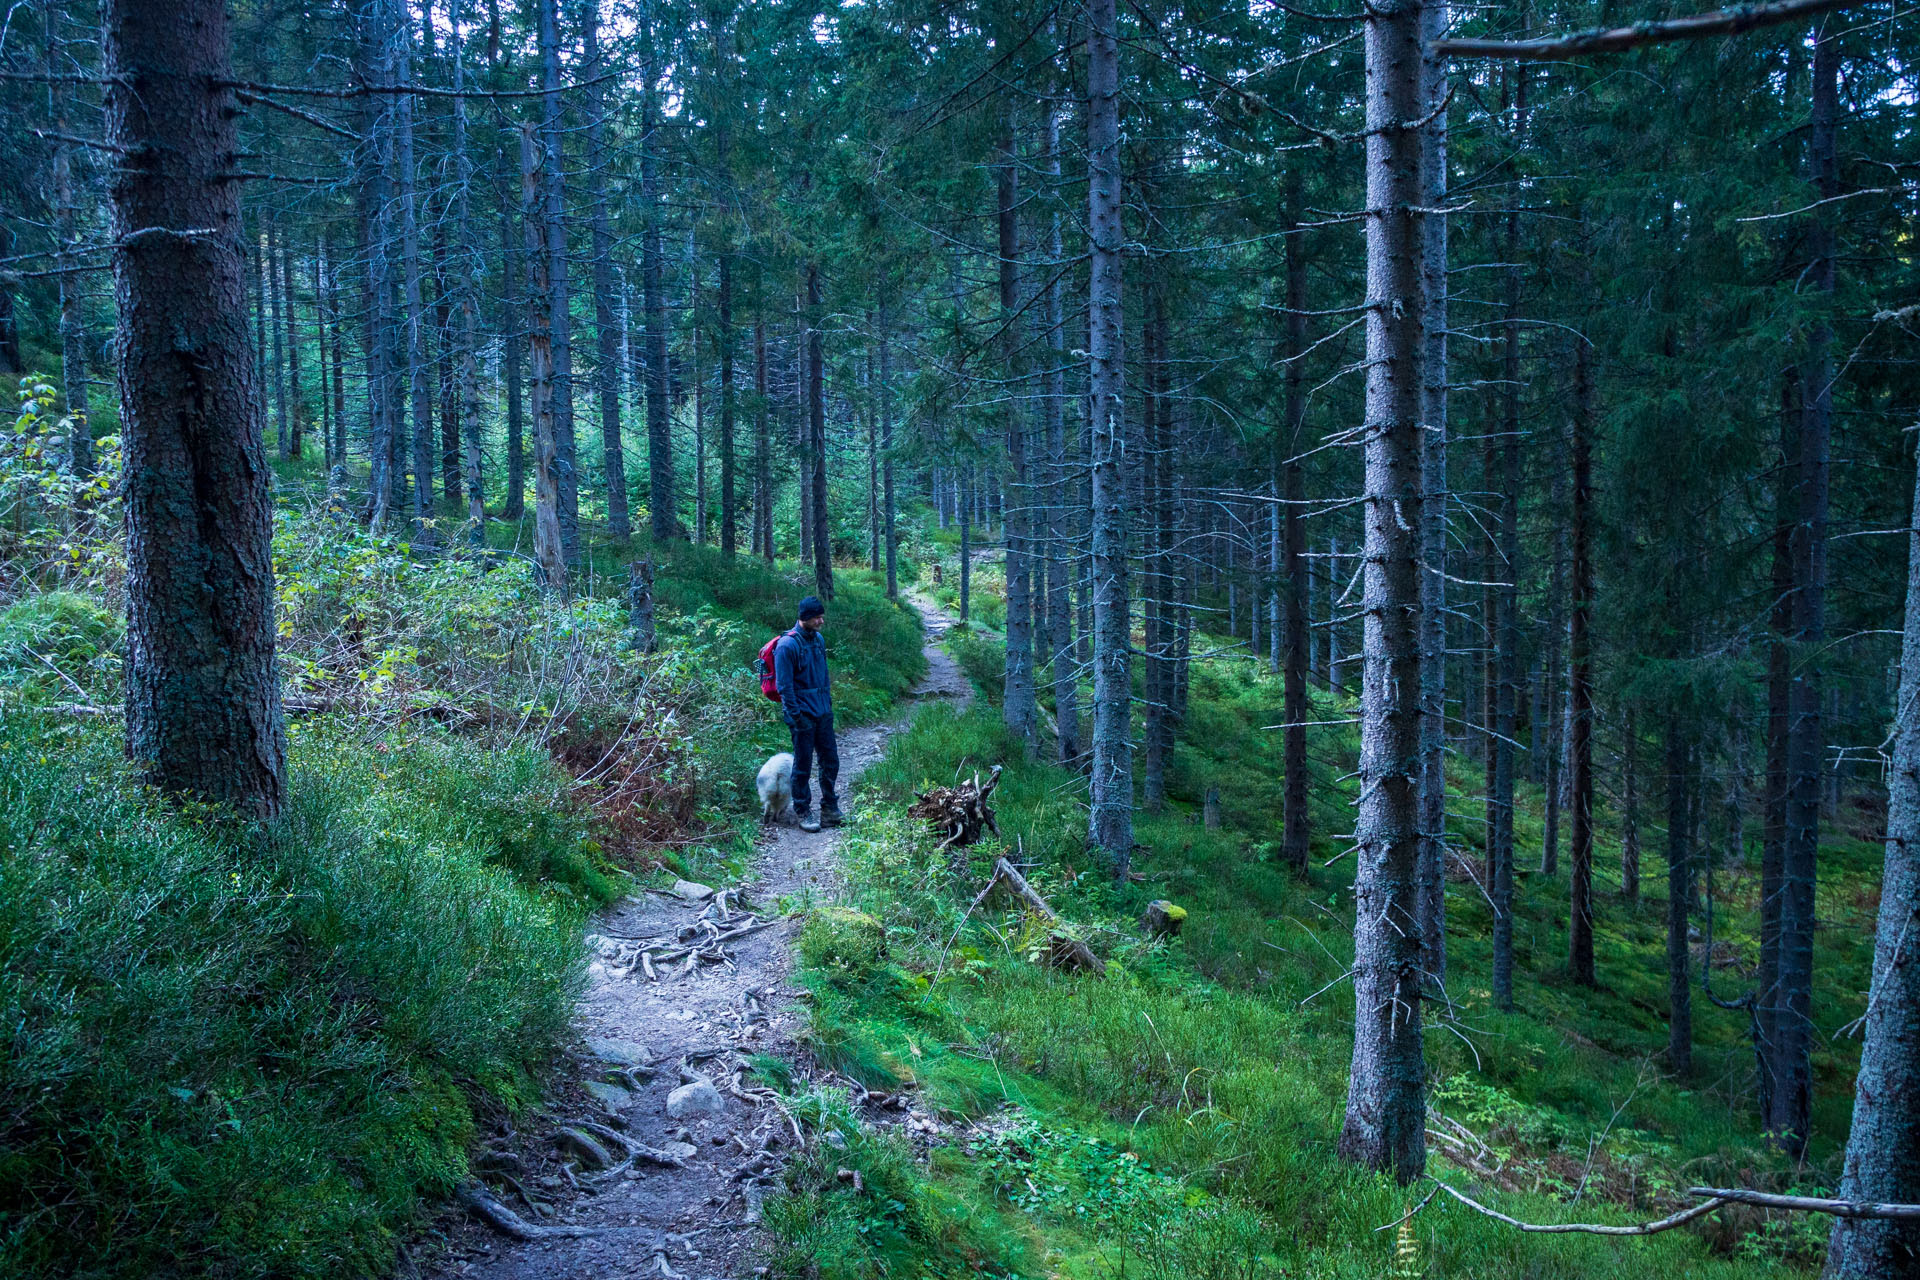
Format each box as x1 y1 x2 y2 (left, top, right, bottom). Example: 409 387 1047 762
798 595 826 632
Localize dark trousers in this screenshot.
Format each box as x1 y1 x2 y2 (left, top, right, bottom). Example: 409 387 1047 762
789 713 840 813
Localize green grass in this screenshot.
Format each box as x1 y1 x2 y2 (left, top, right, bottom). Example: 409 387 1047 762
0 712 589 1279
767 616 1876 1280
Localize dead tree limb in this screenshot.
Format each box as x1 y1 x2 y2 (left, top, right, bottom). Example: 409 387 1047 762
1688 1187 1920 1220
1434 0 1861 60
456 1182 602 1240
1431 1180 1731 1235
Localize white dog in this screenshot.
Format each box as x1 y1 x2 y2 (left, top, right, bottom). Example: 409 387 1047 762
756 752 796 824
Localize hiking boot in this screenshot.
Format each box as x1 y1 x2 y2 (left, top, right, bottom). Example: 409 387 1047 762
797 811 821 833
820 807 845 829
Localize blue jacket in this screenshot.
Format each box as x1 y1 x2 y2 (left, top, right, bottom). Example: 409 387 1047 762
773 624 832 722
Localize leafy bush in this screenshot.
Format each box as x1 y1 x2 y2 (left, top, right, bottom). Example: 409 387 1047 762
0 712 584 1279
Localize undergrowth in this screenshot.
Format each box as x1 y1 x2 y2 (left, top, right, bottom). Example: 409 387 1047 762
769 617 1878 1280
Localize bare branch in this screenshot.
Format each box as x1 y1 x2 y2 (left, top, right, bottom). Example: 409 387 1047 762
1434 0 1864 61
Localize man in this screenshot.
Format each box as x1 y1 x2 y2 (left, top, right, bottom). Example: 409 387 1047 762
773 595 841 832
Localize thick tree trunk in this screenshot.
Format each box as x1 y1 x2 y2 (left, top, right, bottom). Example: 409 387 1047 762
522 124 567 591
1339 0 1428 1186
1823 416 1920 1275
1666 722 1693 1075
104 0 288 816
582 0 628 539
1568 331 1597 985
1086 0 1133 871
1771 19 1837 1158
641 51 673 542
807 263 833 598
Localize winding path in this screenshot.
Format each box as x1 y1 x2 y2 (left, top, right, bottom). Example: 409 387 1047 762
431 594 967 1280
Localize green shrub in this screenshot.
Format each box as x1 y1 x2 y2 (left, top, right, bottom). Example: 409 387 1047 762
0 712 584 1279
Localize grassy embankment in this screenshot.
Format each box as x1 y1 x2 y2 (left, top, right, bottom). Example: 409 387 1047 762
0 434 926 1279
765 525 1877 1280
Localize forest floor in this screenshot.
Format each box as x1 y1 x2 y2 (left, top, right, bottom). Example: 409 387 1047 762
428 595 971 1280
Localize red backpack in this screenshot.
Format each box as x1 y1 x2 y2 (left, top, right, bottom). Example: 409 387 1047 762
756 634 784 703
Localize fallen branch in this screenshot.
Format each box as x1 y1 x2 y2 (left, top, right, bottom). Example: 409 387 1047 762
1431 1180 1730 1235
456 1182 602 1241
1434 0 1861 61
1688 1187 1920 1220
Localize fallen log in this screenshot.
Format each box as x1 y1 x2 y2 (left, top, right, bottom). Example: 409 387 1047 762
456 1182 602 1241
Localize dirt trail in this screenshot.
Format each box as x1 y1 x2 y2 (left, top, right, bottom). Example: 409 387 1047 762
430 594 968 1280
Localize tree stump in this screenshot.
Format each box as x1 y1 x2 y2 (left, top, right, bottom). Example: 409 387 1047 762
907 765 1002 853
1142 900 1186 938
628 557 656 654
1203 786 1222 829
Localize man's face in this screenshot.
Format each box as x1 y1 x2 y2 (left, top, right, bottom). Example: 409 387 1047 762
803 613 826 633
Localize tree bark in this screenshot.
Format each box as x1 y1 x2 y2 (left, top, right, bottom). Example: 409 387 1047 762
393 0 434 528
1568 330 1597 985
1771 17 1837 1158
1339 0 1428 1186
104 0 288 816
493 27 525 520
1086 0 1133 872
1666 721 1694 1075
268 215 290 460
522 123 567 591
807 262 833 598
450 0 485 539
582 0 629 539
538 0 578 561
1282 195 1311 877
1823 406 1920 1275
1415 12 1448 974
48 3 92 475
881 311 899 598
641 41 673 542
756 319 772 563
719 255 737 556
999 121 1037 755
1042 101 1078 761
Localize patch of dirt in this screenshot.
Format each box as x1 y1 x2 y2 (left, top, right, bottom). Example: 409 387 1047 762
423 595 968 1280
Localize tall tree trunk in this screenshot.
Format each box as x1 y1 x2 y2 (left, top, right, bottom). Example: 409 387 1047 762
1086 0 1133 872
324 231 347 470
640 45 672 542
882 311 899 598
283 227 305 460
268 215 290 460
998 123 1029 756
719 255 737 556
450 0 484 539
538 0 578 561
1142 278 1171 811
1621 704 1640 903
807 263 833 598
361 1 400 528
1823 413 1920 1275
1282 195 1310 877
48 4 92 475
959 468 972 621
1771 18 1837 1158
522 124 567 591
1340 0 1428 1185
866 336 878 572
1760 372 1796 1121
1667 722 1694 1075
435 223 458 501
1415 15 1448 975
1539 427 1567 871
492 23 525 521
315 243 332 471
582 0 628 539
104 0 288 816
756 319 772 563
1043 104 1078 760
1568 330 1597 985
394 0 433 527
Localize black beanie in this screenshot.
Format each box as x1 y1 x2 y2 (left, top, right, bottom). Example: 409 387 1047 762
798 595 826 620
